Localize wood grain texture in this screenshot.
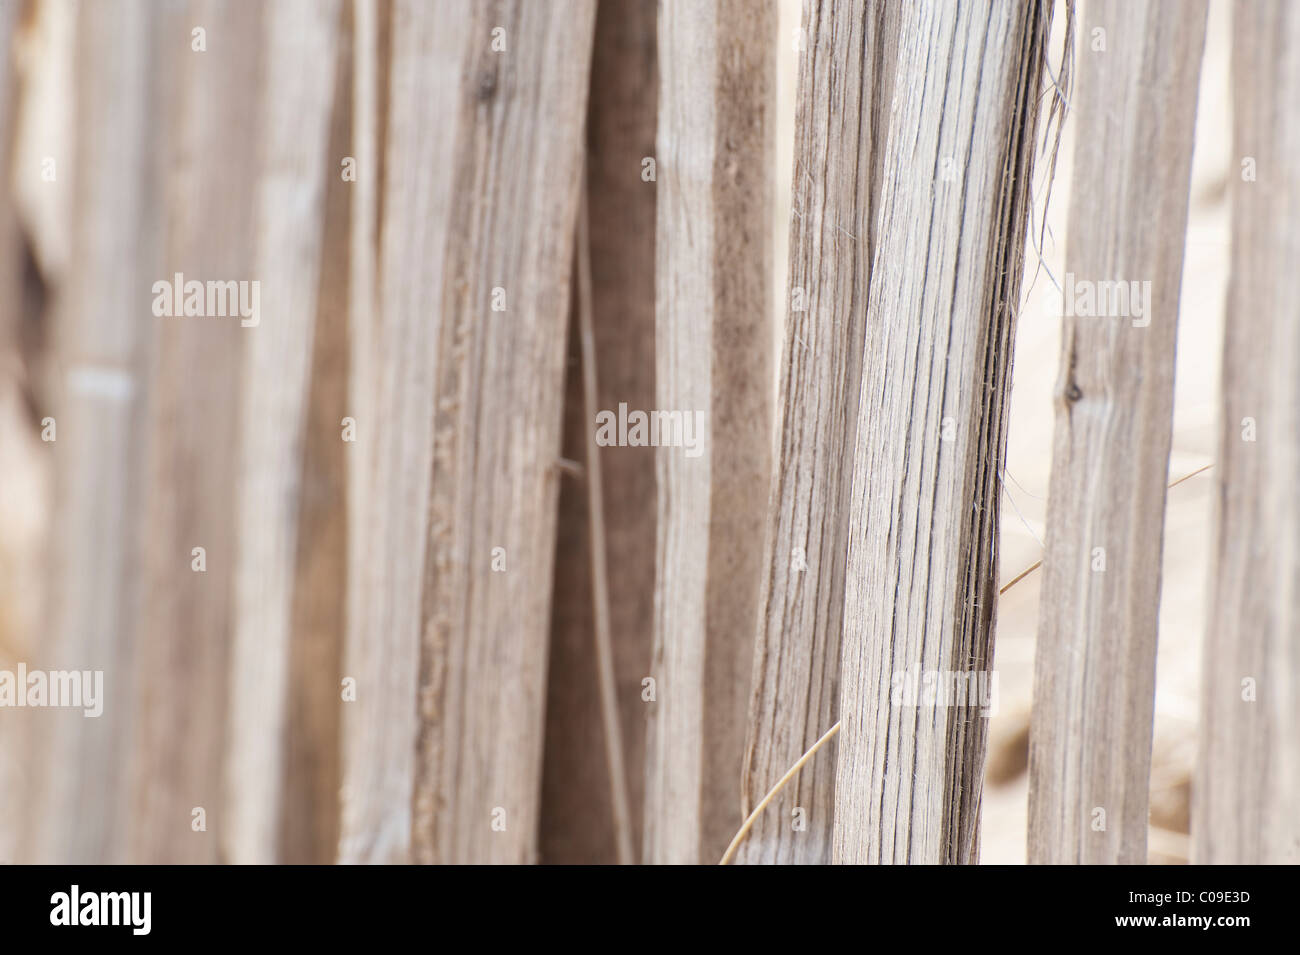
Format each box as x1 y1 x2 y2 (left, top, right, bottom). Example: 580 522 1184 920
19 0 163 864
1028 0 1205 866
339 0 596 864
540 0 657 866
342 7 387 842
1194 0 1300 865
643 0 773 865
223 0 342 865
833 0 1053 865
736 0 897 866
338 0 464 865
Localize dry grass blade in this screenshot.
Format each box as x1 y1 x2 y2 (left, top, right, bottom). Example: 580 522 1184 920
719 721 841 865
1000 463 1213 597
577 188 634 866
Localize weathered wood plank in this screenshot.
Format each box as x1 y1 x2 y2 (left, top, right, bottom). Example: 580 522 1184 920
125 0 262 865
222 0 343 865
0 0 23 363
339 0 596 864
833 0 1054 865
1028 0 1205 865
274 0 355 865
736 0 897 866
338 0 464 865
1194 0 1300 866
539 0 658 867
643 0 774 865
19 0 164 864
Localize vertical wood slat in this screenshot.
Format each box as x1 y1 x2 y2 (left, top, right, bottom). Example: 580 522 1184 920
833 0 1053 865
339 0 467 864
20 0 162 864
339 0 596 864
1028 0 1206 865
644 0 773 865
223 0 343 865
540 0 658 865
275 0 355 864
126 0 262 864
1195 0 1300 865
736 0 897 866
342 0 387 856
410 0 595 866
13 0 348 864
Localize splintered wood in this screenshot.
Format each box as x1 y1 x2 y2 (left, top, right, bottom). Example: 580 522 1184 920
834 0 1053 865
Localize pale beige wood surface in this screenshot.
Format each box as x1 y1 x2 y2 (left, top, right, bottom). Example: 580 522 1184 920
126 0 263 865
223 0 342 865
540 0 657 865
341 8 386 860
20 0 162 864
1194 0 1300 866
339 0 467 865
833 0 1053 865
0 0 21 364
736 0 897 866
275 0 354 864
1028 0 1206 865
339 0 596 864
0 0 30 867
644 0 773 865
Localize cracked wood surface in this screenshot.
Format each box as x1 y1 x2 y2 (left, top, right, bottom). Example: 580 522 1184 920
834 0 1053 865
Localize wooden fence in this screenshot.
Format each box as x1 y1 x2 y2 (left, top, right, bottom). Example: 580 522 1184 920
0 0 1294 865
